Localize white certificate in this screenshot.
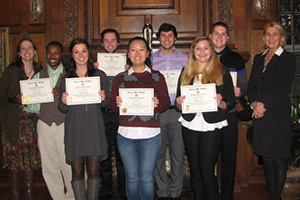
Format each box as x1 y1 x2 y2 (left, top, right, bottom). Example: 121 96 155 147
230 71 237 87
181 83 217 114
119 88 154 116
160 70 181 94
66 77 101 105
20 78 54 104
97 53 127 76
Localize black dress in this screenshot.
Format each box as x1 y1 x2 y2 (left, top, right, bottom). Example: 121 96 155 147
58 69 109 164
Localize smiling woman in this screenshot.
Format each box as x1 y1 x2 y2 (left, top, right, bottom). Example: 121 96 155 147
0 27 10 76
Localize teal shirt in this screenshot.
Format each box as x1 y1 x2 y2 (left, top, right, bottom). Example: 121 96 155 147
25 63 64 114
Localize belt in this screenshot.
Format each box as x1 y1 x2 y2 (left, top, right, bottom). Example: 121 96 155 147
169 106 176 109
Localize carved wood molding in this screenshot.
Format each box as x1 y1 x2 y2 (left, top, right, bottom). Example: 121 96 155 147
219 0 234 42
117 0 179 15
121 0 174 9
64 0 79 46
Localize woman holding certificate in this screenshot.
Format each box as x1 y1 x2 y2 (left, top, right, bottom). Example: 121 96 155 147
0 38 42 199
248 22 295 200
175 36 235 200
58 38 109 200
108 37 170 200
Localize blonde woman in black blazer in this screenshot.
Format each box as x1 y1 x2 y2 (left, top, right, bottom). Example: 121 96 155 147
176 36 235 200
248 22 296 200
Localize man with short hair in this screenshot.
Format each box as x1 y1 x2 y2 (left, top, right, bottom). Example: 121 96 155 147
99 28 126 200
26 41 75 200
152 23 187 200
209 22 248 200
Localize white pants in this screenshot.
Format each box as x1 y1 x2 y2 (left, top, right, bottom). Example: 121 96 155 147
37 120 74 200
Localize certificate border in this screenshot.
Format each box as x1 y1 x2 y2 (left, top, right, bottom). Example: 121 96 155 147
20 78 54 104
97 53 127 76
181 83 217 114
160 70 181 94
66 76 101 105
119 88 154 116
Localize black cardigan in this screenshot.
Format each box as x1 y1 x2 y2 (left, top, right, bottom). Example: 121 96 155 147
176 66 235 123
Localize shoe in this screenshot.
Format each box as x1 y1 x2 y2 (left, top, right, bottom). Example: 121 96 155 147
99 189 113 200
99 194 112 200
117 189 127 200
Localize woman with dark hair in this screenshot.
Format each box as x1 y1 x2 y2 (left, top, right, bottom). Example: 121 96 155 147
0 38 42 199
58 38 109 200
109 37 170 200
248 22 295 200
176 36 235 200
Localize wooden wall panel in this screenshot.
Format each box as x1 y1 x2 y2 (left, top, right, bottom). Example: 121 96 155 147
9 34 22 64
0 0 22 26
88 0 205 50
30 33 46 67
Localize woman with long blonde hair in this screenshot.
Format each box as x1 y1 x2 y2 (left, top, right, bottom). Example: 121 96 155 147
176 36 235 200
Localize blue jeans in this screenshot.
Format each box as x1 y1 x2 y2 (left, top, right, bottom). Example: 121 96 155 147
117 134 161 200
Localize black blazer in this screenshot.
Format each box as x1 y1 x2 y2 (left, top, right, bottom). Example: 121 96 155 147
248 50 295 114
176 66 235 123
248 49 296 158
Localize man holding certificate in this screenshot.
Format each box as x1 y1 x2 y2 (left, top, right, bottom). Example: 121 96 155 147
97 29 126 200
151 23 188 200
25 41 74 200
58 38 109 200
209 22 248 200
175 36 235 200
109 37 170 200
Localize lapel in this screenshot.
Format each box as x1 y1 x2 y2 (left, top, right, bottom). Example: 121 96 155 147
263 54 280 75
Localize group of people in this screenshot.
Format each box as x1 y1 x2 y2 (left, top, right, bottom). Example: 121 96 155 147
0 20 295 200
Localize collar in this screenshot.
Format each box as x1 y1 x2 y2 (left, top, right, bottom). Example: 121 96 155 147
156 46 178 57
216 45 230 56
128 65 151 75
46 62 64 74
262 46 284 57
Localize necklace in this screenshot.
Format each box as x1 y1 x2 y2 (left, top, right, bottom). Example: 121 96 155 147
25 68 33 77
264 53 274 61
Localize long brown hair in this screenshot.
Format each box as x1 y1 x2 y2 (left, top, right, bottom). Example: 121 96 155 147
180 36 223 86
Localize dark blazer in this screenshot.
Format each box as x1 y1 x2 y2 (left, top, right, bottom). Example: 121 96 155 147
176 66 235 123
248 49 295 158
0 63 41 145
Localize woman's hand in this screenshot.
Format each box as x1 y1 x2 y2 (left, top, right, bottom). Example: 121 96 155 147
176 96 186 110
16 93 22 105
252 101 266 118
53 87 60 96
116 96 122 107
99 90 105 101
62 92 69 105
152 97 159 108
234 86 241 97
215 93 226 109
94 63 99 69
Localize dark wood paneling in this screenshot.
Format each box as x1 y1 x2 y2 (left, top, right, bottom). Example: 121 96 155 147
87 0 205 49
0 0 22 26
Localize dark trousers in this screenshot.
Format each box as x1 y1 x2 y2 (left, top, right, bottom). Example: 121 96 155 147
220 111 238 200
182 126 222 200
100 109 126 195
